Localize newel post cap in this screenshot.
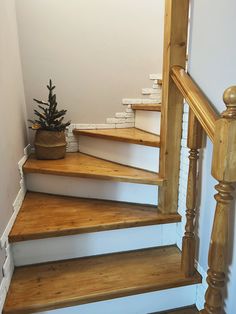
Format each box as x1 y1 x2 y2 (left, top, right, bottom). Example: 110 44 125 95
222 86 236 118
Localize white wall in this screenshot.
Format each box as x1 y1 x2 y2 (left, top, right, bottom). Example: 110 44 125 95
15 0 164 126
188 1 236 313
0 0 28 307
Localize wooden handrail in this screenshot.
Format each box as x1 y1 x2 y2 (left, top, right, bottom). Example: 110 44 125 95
171 66 219 141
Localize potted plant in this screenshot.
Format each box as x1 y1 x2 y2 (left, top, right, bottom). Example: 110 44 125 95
29 80 70 160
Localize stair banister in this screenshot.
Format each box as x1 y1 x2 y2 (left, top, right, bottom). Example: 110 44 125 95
200 86 236 314
162 1 236 312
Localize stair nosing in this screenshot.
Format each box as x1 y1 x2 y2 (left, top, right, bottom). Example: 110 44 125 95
131 104 162 111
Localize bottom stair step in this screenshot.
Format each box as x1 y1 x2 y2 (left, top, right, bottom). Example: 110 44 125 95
152 305 199 313
4 246 201 314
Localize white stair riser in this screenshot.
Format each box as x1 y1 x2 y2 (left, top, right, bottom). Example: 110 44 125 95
79 136 159 172
135 111 161 135
12 224 178 266
26 174 159 205
37 286 198 314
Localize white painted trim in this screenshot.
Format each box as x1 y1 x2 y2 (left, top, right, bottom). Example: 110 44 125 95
0 146 30 248
135 111 161 135
36 285 198 314
79 136 159 172
26 174 158 205
13 224 178 266
0 250 14 313
195 263 208 310
149 73 162 80
122 98 161 105
0 145 30 313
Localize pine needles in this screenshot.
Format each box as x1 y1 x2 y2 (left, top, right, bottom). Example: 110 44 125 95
29 80 71 131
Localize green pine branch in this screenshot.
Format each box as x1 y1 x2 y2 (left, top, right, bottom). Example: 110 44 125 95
28 79 71 131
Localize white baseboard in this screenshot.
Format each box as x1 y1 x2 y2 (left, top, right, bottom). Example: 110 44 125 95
195 263 207 310
0 144 30 313
0 245 14 313
12 223 178 266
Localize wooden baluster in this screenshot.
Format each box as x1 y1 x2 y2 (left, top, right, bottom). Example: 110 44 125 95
182 109 203 276
200 86 236 314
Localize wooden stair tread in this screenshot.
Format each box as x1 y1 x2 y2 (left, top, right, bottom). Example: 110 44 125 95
131 104 162 111
23 153 163 185
3 246 201 314
153 306 199 313
9 192 181 242
73 127 160 147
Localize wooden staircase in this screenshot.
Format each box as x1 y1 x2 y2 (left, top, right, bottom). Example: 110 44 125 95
4 0 236 313
4 141 201 313
3 114 202 312
3 1 203 313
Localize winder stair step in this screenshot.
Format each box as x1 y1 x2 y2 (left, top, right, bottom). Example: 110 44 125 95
3 246 201 314
154 306 199 314
73 127 160 147
131 104 162 111
23 153 164 185
9 192 181 242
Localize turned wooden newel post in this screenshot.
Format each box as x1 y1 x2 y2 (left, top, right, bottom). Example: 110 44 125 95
200 86 236 314
182 110 203 276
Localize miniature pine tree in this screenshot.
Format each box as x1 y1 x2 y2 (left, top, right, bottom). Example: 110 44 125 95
29 80 70 131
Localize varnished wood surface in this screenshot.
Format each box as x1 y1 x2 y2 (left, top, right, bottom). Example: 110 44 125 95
3 246 201 314
171 66 219 142
152 306 199 313
9 192 181 242
23 153 164 185
201 87 236 314
131 104 162 111
73 128 160 147
212 86 236 182
158 0 189 214
182 111 203 277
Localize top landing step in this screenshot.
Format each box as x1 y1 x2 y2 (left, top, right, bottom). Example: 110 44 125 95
73 128 160 147
131 104 162 111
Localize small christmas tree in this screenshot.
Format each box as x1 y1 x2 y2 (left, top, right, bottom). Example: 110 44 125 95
29 80 70 131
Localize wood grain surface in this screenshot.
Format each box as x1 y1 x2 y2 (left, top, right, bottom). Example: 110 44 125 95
3 246 201 314
9 192 181 242
131 104 162 111
73 128 160 147
23 153 164 185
